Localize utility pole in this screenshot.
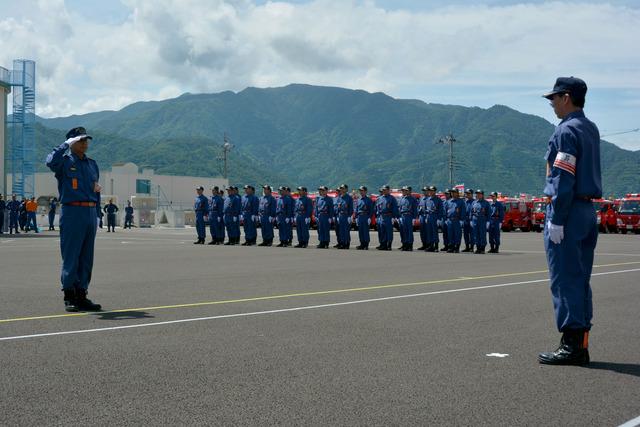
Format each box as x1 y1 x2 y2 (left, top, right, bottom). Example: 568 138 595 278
437 133 457 189
218 132 233 180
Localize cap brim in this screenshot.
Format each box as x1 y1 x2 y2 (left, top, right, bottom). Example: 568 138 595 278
542 90 563 99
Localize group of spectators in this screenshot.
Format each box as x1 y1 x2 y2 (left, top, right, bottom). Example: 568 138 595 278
0 194 55 234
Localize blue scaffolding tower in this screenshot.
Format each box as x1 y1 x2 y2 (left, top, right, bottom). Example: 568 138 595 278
7 60 36 197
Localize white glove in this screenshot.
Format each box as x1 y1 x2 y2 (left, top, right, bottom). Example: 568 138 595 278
233 216 238 222
499 222 503 228
547 221 564 244
486 222 490 229
367 219 371 225
217 217 221 223
460 221 464 227
65 136 85 147
305 218 310 225
347 217 352 224
329 218 334 224
285 218 290 224
239 215 244 222
437 220 442 227
269 216 274 223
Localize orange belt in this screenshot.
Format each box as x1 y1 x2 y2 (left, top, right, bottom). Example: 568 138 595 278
65 201 96 207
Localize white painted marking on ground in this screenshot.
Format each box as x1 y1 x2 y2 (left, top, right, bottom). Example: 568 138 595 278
120 241 131 244
486 353 510 358
0 268 638 342
1 239 15 243
618 415 640 427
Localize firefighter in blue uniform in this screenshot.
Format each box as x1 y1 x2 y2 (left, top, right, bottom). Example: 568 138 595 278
103 198 119 232
193 186 208 244
0 195 5 234
315 186 334 248
375 185 399 251
538 77 601 365
124 200 134 229
96 192 103 228
7 194 20 234
355 186 374 250
208 187 224 245
471 189 490 254
48 197 58 230
276 186 294 247
398 186 418 251
258 185 277 246
445 188 465 253
224 186 241 245
334 184 353 249
488 192 505 253
46 126 101 312
417 187 429 250
241 185 260 246
424 186 444 252
462 189 475 252
294 186 313 248
441 189 452 251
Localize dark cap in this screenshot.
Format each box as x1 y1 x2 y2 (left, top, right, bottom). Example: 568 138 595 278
278 186 286 191
262 184 272 190
297 186 307 192
358 185 367 191
422 186 429 192
465 188 473 194
444 188 451 193
211 186 219 191
429 185 437 192
65 126 92 142
244 184 254 190
285 186 291 192
475 189 484 194
339 184 348 190
318 185 328 191
196 186 204 191
543 76 587 100
382 185 390 190
401 185 412 191
491 191 499 196
450 188 459 193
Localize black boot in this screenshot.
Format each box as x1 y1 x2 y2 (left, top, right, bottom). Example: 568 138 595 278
462 244 472 252
294 242 303 248
376 243 385 250
454 245 460 253
425 243 435 252
417 243 427 250
404 244 413 252
208 240 216 245
277 241 285 247
258 240 268 246
494 245 500 253
356 244 364 250
488 243 495 253
538 330 590 365
224 239 233 245
63 289 79 312
75 289 102 312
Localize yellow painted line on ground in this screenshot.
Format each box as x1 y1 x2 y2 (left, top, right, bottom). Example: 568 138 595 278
1 261 639 324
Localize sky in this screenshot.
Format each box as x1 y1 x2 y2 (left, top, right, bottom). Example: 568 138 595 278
1 0 639 150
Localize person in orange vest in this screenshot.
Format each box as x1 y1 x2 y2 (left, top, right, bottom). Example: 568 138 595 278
25 197 39 233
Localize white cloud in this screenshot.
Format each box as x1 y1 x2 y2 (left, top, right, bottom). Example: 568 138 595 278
1 0 639 130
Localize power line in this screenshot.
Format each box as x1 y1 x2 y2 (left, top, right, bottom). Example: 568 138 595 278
601 128 639 138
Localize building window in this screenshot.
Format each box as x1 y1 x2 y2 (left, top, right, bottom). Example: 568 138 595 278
136 179 151 194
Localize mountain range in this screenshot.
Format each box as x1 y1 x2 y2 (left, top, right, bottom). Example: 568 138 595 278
19 84 639 196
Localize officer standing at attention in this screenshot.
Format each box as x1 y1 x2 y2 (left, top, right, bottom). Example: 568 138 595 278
355 186 374 250
375 185 399 251
224 186 241 245
470 190 490 254
441 189 452 251
276 186 294 247
294 186 312 248
424 186 444 252
124 200 134 229
398 186 418 251
8 194 21 234
0 195 5 234
103 198 119 232
462 189 475 252
96 192 104 229
48 197 58 230
208 186 224 245
488 192 505 253
46 126 102 312
417 187 430 250
258 185 276 246
315 186 334 248
538 77 601 366
335 184 353 249
241 185 260 246
445 188 466 253
193 186 208 244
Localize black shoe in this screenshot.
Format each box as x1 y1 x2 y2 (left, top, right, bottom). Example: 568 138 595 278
294 243 303 248
75 289 102 312
376 244 385 250
425 244 435 252
494 245 500 253
342 244 350 250
258 241 268 246
538 330 590 366
63 289 79 312
276 242 285 247
462 245 472 252
224 240 233 245
417 245 427 250
241 241 250 246
208 240 216 245
333 243 342 249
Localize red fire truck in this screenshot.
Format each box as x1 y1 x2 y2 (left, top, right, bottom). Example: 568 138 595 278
531 197 547 232
499 197 533 232
591 199 616 233
616 193 640 234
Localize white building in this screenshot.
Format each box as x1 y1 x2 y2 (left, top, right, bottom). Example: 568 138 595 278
5 162 227 228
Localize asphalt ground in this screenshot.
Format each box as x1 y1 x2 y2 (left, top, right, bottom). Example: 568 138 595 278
1 227 639 426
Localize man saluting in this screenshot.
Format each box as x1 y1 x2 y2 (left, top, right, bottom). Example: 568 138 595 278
46 127 102 312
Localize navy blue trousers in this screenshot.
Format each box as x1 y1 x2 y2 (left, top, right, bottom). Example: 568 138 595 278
400 215 414 244
488 220 501 246
49 211 56 228
337 215 351 245
296 216 309 244
59 205 97 291
357 216 370 244
260 216 273 240
377 216 393 245
278 217 292 242
471 219 487 248
446 219 462 247
225 215 240 238
463 220 474 246
317 215 331 243
195 213 206 239
544 201 597 332
243 216 257 241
